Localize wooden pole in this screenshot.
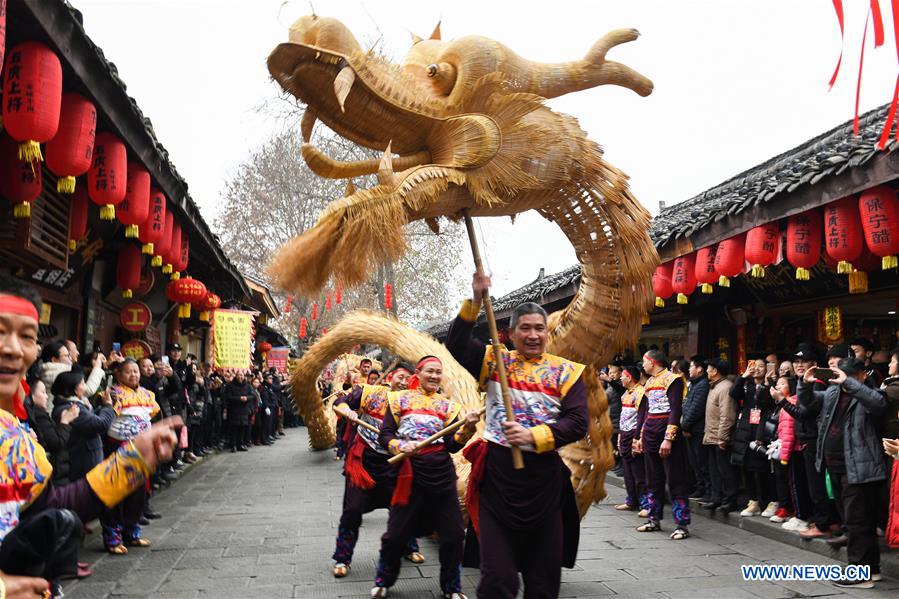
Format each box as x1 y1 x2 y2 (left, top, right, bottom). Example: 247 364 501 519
462 210 525 470
333 404 380 434
373 359 400 386
387 407 486 465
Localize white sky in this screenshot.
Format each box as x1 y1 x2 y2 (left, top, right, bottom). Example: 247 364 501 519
73 0 899 299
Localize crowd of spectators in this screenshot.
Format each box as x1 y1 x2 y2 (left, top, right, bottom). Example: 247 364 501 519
602 339 899 589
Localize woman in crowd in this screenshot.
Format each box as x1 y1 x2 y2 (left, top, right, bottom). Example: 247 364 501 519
26 373 79 484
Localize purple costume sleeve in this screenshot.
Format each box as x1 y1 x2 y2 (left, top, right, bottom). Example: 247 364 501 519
334 386 363 410
24 479 106 525
635 390 648 441
667 377 685 431
546 378 588 448
378 404 400 451
445 315 488 379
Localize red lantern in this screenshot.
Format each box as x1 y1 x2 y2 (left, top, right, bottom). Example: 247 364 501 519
322 327 328 335
284 295 293 314
325 293 332 311
2 42 62 163
166 220 182 278
745 222 781 278
68 185 89 250
117 163 150 238
694 245 718 294
153 207 174 269
0 134 41 218
46 93 96 193
824 196 863 274
713 233 745 287
88 132 127 220
384 283 393 311
312 302 318 320
336 285 342 304
671 253 697 304
139 189 166 257
259 341 273 357
166 277 207 319
785 210 823 280
859 186 899 269
196 292 221 322
175 232 190 275
651 262 673 308
299 317 307 339
116 243 142 298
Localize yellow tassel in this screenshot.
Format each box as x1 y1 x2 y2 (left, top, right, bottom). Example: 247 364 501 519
142 243 154 255
837 260 852 274
701 283 714 294
17 140 43 163
750 264 765 278
171 272 180 281
13 203 31 218
883 255 898 270
57 176 76 194
178 304 191 318
655 297 665 308
718 276 731 287
795 267 810 281
68 239 76 251
200 311 210 322
151 255 162 267
640 314 650 325
676 293 688 305
122 289 133 299
848 270 868 294
125 224 139 238
162 264 172 274
100 205 115 220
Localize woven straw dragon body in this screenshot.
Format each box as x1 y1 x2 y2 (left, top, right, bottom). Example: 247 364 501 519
267 16 659 512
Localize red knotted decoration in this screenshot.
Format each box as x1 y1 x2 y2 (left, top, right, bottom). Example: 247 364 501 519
695 245 718 294
46 93 96 194
824 196 863 273
671 253 697 305
713 233 745 287
786 209 823 280
116 243 142 298
859 185 899 269
325 293 332 311
651 262 673 308
118 163 151 238
312 303 318 320
139 189 166 258
88 132 127 220
68 186 89 250
384 283 393 311
0 134 41 218
745 222 781 278
284 295 293 314
322 327 328 335
336 285 342 304
299 317 307 339
1 42 62 163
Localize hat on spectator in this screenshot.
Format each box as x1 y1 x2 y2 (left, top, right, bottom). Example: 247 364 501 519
792 342 818 362
826 343 852 360
838 357 866 375
848 337 874 352
166 342 182 351
707 358 730 376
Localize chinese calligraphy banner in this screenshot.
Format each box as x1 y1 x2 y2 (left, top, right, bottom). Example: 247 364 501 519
211 309 254 370
816 306 844 345
266 347 290 373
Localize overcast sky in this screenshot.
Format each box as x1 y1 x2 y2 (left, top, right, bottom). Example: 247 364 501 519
74 0 899 299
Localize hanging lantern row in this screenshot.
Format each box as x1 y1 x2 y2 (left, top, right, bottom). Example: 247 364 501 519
652 188 899 308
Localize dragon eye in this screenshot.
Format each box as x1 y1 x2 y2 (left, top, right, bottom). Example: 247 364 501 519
426 64 438 77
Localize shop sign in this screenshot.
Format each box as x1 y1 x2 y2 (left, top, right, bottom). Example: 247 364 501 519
121 339 151 361
39 302 51 325
266 347 290 373
817 306 844 345
120 302 152 332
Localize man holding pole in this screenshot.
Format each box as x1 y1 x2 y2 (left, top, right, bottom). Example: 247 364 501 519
446 271 589 599
329 363 425 578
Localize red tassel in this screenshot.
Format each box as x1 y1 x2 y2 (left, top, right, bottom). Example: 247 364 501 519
285 295 293 314
345 435 375 490
391 459 413 506
407 374 420 390
829 0 845 90
463 439 488 535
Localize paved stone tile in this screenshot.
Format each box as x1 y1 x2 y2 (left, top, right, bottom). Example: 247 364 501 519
63 428 898 598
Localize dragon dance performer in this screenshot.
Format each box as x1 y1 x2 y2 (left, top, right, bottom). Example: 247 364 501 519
0 275 181 597
447 273 588 599
330 363 425 578
632 350 691 539
615 365 649 514
335 358 372 460
371 356 479 599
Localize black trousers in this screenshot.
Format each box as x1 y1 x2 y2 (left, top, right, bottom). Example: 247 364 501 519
685 433 710 497
801 445 838 530
707 445 739 506
744 466 774 507
831 474 882 569
0 509 82 581
773 461 793 512
230 422 247 449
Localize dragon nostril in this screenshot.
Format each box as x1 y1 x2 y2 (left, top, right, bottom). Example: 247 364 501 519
426 64 438 77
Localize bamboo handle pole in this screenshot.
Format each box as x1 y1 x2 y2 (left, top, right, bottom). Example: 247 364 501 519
333 405 380 434
387 407 486 465
374 359 400 386
462 210 525 470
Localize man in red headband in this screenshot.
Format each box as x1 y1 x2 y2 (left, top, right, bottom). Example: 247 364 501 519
329 363 424 578
370 356 480 599
445 273 588 599
632 349 691 539
0 275 182 597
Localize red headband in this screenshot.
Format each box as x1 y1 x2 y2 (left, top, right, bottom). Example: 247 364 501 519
644 353 666 368
417 357 442 370
0 295 39 322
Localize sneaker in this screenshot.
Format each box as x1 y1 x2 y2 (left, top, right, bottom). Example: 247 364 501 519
740 500 761 517
832 577 874 589
769 507 793 523
761 502 779 518
781 517 809 531
871 565 882 582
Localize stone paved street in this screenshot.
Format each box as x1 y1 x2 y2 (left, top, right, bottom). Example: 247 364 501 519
64 428 899 598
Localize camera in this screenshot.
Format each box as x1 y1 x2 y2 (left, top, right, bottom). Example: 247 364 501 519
748 440 768 454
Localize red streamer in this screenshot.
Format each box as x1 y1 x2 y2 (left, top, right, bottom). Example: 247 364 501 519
829 0 846 90
854 8 871 135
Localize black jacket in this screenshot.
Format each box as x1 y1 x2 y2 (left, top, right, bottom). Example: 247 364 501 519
880 376 899 439
224 381 253 425
604 380 623 433
144 374 170 418
807 377 888 484
25 399 71 484
682 375 710 434
728 376 772 469
52 399 115 480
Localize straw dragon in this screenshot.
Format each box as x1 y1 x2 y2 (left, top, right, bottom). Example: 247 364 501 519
267 16 658 509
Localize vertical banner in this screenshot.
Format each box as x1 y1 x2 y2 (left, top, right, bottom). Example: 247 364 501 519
817 306 844 345
735 324 747 374
266 347 290 373
210 309 254 371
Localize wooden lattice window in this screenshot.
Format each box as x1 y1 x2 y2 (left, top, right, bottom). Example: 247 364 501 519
0 166 70 270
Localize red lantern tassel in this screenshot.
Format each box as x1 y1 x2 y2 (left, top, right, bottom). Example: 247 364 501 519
718 276 731 287
100 204 115 220
57 176 76 194
676 293 689 305
884 255 898 269
795 267 811 281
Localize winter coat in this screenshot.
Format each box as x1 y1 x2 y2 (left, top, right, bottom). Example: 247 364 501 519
703 377 735 445
777 380 825 443
53 398 116 479
224 381 253 426
682 375 710 434
807 377 888 484
777 395 797 463
880 376 899 439
188 383 209 426
729 376 773 470
604 380 623 433
25 397 71 483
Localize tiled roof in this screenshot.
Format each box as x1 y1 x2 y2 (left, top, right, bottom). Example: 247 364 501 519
650 102 895 248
